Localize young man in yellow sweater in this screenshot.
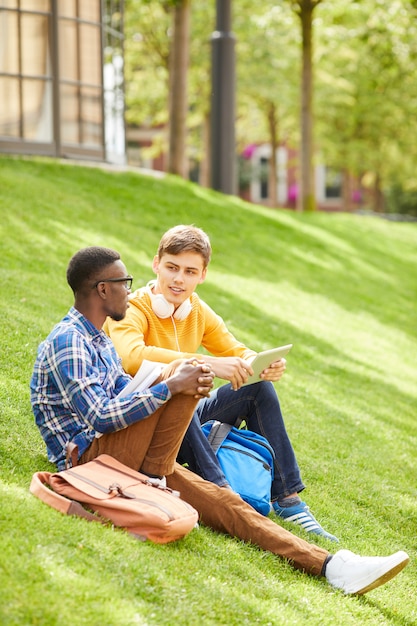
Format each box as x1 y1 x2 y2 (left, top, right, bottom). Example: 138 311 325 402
104 225 337 541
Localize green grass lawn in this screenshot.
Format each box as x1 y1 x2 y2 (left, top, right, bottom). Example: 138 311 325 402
0 155 416 625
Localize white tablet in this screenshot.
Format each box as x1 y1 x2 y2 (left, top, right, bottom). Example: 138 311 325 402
241 344 293 386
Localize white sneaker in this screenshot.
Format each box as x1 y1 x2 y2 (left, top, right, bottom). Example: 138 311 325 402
325 549 409 595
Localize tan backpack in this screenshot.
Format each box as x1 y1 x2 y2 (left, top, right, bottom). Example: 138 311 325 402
30 454 198 544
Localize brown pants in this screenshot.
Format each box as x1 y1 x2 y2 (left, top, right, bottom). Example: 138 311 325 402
167 465 329 576
81 392 199 478
81 388 329 576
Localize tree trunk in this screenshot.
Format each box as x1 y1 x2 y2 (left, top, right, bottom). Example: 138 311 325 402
167 0 191 178
373 172 385 213
341 168 351 211
296 0 320 212
199 112 211 187
267 102 278 207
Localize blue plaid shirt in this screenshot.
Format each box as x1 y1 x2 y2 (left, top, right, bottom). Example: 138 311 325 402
30 307 170 470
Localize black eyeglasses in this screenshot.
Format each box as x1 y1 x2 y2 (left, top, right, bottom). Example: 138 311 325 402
93 276 133 290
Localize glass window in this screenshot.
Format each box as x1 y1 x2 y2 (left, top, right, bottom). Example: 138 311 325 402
20 0 50 11
260 157 269 199
81 86 102 146
104 1 123 30
0 0 123 161
325 168 342 199
0 1 18 8
21 14 50 77
60 83 80 144
80 24 102 85
103 1 125 161
57 0 76 17
22 78 53 141
79 3 100 22
58 19 78 82
0 76 20 137
111 8 123 31
0 11 19 74
104 65 125 158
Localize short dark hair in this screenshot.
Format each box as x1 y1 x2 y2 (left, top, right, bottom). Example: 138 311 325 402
66 246 121 294
157 225 212 267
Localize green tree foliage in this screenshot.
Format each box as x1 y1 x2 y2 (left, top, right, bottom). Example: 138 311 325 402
124 0 417 214
124 0 171 128
234 2 300 205
124 1 214 174
315 0 417 212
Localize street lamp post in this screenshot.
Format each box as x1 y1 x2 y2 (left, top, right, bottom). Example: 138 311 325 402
210 0 236 195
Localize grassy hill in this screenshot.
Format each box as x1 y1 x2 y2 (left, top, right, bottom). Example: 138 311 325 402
0 155 416 626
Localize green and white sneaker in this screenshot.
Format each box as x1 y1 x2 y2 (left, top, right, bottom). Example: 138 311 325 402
273 500 339 542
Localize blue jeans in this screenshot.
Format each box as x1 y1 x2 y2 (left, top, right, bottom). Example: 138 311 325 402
177 381 305 501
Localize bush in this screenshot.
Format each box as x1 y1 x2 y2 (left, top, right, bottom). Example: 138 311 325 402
385 182 417 217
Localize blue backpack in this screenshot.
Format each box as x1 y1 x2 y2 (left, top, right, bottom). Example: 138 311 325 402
201 419 275 516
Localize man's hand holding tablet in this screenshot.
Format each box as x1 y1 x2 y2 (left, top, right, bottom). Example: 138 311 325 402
242 344 293 386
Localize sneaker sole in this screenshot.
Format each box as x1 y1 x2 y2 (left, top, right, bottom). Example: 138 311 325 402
350 551 410 595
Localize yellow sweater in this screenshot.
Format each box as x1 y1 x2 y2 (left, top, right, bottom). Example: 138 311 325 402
104 286 256 376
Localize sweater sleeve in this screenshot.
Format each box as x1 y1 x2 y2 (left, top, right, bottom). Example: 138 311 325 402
199 300 256 361
104 303 183 376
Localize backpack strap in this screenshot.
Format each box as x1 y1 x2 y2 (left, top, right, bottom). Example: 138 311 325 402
66 441 79 469
207 421 231 453
30 471 100 523
206 417 244 453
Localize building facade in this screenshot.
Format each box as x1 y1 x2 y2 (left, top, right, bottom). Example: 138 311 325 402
0 0 125 163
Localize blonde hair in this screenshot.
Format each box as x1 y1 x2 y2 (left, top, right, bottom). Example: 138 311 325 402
157 225 212 267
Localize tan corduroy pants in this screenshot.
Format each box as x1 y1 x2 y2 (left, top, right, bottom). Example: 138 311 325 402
81 385 330 576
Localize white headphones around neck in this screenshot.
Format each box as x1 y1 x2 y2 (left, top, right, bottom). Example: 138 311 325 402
147 282 192 321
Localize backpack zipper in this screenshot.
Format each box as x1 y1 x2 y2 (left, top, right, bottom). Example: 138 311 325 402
219 445 272 472
231 431 275 458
